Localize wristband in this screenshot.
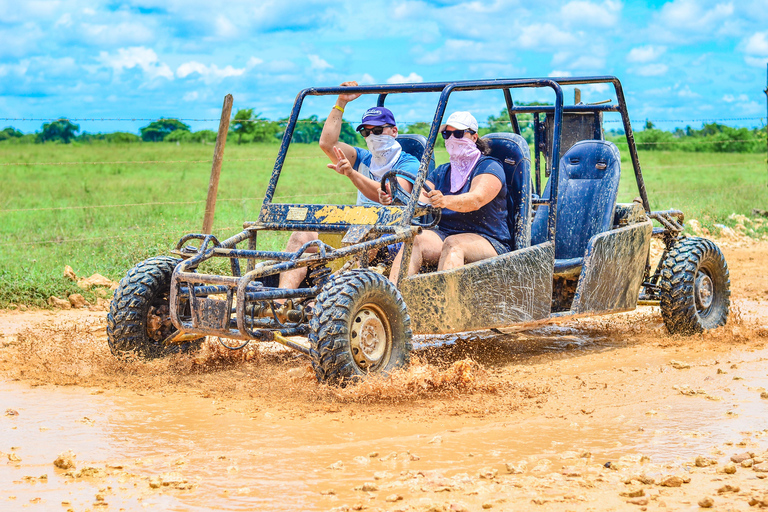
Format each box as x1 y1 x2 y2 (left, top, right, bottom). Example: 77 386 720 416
333 105 344 114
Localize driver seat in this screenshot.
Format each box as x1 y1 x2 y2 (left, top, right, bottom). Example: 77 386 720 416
396 134 435 174
481 133 532 250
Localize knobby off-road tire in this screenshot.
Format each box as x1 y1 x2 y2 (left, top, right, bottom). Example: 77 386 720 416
107 256 204 359
659 237 730 335
309 269 412 385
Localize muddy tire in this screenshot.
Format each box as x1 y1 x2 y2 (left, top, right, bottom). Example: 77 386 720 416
309 269 412 385
659 237 730 335
107 256 204 359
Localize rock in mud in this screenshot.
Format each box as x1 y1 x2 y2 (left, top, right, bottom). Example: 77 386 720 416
669 360 691 370
659 476 683 487
620 489 645 498
54 451 77 470
761 391 768 399
505 463 525 474
328 461 344 470
8 453 21 462
697 496 714 508
360 482 378 492
723 463 737 474
478 468 498 479
449 504 469 512
742 459 754 468
77 273 118 290
64 266 77 281
717 484 740 493
352 456 369 465
385 494 403 502
68 294 88 308
481 502 493 509
731 452 752 463
48 296 71 310
695 456 715 467
753 463 768 473
5 409 18 416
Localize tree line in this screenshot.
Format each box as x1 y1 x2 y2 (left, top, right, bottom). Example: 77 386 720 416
1 107 765 153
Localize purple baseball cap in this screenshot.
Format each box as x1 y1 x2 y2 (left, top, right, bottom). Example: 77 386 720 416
356 107 396 131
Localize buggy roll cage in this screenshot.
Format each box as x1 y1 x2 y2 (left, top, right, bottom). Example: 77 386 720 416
260 76 654 247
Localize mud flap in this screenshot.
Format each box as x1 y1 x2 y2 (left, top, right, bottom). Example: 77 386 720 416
401 242 554 334
570 220 652 315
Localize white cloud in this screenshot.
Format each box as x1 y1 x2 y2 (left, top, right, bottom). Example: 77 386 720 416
98 47 174 80
677 85 699 98
81 22 153 45
549 70 573 77
653 0 735 42
417 39 491 65
55 13 72 28
627 45 666 63
742 31 768 67
722 93 750 103
560 1 622 27
631 63 668 77
386 72 423 84
215 15 238 38
183 91 199 101
744 31 768 54
247 57 264 68
307 54 332 70
518 23 578 50
358 73 376 85
177 61 246 80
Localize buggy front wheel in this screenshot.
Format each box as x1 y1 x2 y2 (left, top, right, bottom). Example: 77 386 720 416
659 237 730 335
309 269 412 385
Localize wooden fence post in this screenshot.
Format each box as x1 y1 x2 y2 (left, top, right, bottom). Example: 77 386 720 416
202 94 234 234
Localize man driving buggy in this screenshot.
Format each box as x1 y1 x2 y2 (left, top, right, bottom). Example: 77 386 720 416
279 80 420 290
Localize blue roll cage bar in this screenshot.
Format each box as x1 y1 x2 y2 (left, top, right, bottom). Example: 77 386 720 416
260 76 650 248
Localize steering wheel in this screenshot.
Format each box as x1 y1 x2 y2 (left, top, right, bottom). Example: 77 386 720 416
379 170 441 228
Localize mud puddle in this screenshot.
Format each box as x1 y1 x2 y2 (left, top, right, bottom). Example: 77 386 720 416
2 240 768 510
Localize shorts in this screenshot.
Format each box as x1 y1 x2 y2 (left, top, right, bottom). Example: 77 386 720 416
428 228 510 256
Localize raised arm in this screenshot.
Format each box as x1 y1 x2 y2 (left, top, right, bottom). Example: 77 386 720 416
319 81 361 167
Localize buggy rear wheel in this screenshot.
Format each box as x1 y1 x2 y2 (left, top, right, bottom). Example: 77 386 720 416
107 256 205 359
309 269 412 385
659 237 730 335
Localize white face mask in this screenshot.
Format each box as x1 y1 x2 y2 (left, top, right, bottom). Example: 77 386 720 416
365 134 402 180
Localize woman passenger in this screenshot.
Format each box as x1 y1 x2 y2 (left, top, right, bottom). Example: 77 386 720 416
382 111 511 285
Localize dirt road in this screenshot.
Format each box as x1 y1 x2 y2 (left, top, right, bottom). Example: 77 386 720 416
1 240 767 511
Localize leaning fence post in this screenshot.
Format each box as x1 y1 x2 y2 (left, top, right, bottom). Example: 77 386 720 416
202 94 234 234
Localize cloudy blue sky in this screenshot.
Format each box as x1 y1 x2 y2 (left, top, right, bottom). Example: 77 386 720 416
1 0 767 135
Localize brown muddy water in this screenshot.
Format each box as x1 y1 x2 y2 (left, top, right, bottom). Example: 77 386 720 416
2 241 768 511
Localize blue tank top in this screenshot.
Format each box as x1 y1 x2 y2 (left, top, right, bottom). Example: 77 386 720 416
427 156 511 251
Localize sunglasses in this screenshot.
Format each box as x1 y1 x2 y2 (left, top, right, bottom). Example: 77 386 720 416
357 125 393 138
441 128 476 139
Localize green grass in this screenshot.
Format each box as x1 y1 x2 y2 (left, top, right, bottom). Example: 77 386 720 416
0 142 766 307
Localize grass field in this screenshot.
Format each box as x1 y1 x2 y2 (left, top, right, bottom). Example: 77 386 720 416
1 141 766 307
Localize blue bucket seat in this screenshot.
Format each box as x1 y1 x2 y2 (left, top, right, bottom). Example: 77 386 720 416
530 140 621 273
396 134 435 174
481 133 532 250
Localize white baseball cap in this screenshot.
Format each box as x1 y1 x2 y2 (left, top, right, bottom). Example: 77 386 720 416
442 111 478 132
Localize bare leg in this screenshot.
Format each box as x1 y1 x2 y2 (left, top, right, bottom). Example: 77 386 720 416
278 231 319 289
389 230 444 285
438 233 498 271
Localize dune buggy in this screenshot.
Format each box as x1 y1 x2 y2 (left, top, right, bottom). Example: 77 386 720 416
107 76 730 384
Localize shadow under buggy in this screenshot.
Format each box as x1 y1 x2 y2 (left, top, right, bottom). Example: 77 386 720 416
107 77 730 385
